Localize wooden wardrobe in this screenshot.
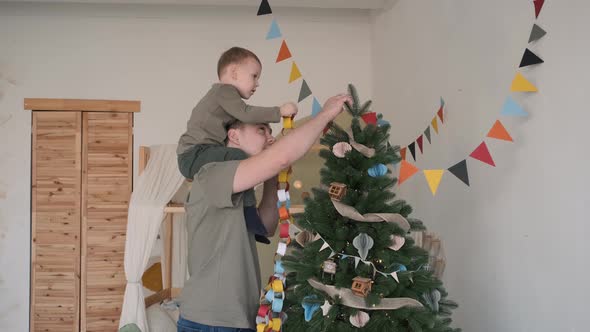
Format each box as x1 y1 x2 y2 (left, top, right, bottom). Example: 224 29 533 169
27 98 139 332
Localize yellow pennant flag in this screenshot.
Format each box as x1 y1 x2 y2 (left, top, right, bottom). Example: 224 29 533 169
289 62 302 83
511 72 538 92
431 117 439 134
424 170 444 195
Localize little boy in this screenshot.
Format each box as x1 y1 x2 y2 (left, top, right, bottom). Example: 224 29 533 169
177 46 297 242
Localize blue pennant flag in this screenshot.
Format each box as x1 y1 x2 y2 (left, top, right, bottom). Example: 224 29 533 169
312 97 322 117
501 96 528 117
266 19 282 40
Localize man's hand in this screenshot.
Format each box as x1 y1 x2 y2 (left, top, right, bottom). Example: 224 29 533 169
321 94 353 119
280 102 298 117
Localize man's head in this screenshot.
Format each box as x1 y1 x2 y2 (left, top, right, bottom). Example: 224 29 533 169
226 120 274 156
217 47 262 100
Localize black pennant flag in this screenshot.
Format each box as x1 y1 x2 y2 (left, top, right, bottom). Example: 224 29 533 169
408 142 416 161
257 0 272 15
448 160 470 186
520 49 544 68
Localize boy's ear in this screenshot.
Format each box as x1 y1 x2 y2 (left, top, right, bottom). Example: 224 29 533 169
229 64 238 80
227 128 240 145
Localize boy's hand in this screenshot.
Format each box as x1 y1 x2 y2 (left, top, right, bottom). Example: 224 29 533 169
280 102 298 117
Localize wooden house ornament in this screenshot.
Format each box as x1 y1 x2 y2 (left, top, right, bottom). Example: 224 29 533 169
329 182 347 201
351 276 373 297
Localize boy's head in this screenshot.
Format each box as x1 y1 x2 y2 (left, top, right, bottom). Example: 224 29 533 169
217 47 262 100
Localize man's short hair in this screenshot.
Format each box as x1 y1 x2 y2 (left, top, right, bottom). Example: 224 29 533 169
217 47 261 78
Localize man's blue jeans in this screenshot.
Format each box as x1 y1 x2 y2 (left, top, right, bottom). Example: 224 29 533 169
177 316 256 332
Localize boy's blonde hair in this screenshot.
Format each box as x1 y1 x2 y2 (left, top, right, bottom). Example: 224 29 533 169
217 47 261 78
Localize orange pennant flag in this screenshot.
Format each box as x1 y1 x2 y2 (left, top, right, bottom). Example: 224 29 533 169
487 120 513 142
431 117 439 134
400 147 407 161
276 40 292 63
399 160 420 185
289 62 302 83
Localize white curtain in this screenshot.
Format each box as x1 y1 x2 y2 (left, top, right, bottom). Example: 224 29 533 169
119 145 185 332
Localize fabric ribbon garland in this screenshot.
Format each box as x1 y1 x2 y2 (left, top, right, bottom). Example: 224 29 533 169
345 128 375 158
307 278 423 310
331 199 411 232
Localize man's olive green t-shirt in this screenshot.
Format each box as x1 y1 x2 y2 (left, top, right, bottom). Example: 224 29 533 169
178 160 261 329
177 83 281 155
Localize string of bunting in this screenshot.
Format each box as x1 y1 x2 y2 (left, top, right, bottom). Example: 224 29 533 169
400 97 446 162
395 2 546 196
258 0 323 118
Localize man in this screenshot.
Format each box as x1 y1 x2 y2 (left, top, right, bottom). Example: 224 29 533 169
177 93 352 332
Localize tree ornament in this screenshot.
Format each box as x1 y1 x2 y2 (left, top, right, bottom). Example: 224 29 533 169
389 235 405 251
328 182 347 201
349 311 370 328
351 276 373 297
332 142 352 158
368 163 387 177
322 259 337 276
353 233 374 261
301 295 321 322
295 230 315 247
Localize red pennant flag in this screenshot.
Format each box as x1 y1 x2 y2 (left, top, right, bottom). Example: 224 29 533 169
400 147 407 161
276 40 292 63
361 112 377 125
417 135 424 154
534 0 545 18
437 106 444 123
469 142 496 167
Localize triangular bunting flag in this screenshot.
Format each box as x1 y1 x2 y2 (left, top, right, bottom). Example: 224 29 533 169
511 72 538 92
424 127 432 144
469 142 496 167
400 147 407 161
311 97 322 117
440 96 445 108
408 142 417 161
448 160 470 186
354 257 361 268
399 160 420 185
487 120 514 142
529 24 547 43
501 96 528 116
276 40 292 63
431 117 439 134
417 135 424 154
266 19 282 39
361 112 377 125
289 62 302 83
257 0 272 15
391 272 399 283
424 170 445 195
437 106 444 123
520 48 544 68
320 241 330 252
298 80 312 102
534 0 545 18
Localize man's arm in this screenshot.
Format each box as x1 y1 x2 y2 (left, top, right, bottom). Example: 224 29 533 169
257 176 279 236
232 94 351 193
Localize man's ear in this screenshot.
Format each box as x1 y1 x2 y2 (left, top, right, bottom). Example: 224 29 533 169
227 128 240 145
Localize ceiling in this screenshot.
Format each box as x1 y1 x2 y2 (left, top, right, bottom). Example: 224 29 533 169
0 0 393 10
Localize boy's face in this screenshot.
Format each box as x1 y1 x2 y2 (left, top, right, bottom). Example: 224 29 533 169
232 57 262 99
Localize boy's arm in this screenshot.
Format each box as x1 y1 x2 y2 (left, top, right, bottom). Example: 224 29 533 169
257 176 279 236
232 94 351 193
217 84 281 123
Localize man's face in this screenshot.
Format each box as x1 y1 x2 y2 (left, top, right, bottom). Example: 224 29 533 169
233 57 261 99
234 123 274 156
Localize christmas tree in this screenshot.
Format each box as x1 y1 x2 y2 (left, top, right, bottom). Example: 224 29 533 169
281 85 460 331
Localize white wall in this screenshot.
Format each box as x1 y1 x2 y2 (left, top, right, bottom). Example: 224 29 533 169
372 1 590 331
0 3 372 330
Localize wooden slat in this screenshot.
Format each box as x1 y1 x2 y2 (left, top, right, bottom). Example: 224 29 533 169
31 111 81 332
82 112 133 332
24 98 140 113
